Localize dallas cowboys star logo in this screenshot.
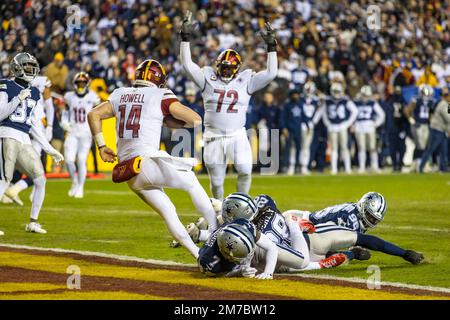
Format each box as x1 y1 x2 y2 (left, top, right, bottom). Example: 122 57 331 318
226 240 236 250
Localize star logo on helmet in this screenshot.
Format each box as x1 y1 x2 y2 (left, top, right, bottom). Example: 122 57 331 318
226 240 236 251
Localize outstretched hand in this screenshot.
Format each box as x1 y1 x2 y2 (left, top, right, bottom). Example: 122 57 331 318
260 21 277 51
181 10 194 41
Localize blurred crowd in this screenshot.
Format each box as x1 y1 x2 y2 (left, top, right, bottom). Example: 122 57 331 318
1 0 449 173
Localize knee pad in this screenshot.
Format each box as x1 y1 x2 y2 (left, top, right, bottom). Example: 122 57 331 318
33 175 46 188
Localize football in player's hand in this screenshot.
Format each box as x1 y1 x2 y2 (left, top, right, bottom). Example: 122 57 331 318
163 115 186 129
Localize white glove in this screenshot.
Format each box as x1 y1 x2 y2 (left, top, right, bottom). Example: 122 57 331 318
255 272 273 280
60 121 72 133
241 266 257 278
18 89 31 101
49 149 64 164
45 126 53 141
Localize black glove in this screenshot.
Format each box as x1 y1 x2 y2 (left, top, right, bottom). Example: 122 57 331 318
180 10 193 42
260 21 277 52
403 250 424 265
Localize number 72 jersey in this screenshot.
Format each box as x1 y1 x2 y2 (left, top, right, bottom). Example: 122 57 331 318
201 67 253 135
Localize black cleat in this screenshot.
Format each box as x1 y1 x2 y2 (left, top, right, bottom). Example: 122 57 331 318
349 246 371 260
403 250 424 265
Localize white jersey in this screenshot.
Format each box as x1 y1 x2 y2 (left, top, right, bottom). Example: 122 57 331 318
201 67 253 136
30 76 51 130
108 86 178 161
31 76 51 94
64 90 100 136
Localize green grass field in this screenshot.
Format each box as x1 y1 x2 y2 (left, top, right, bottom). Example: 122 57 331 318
1 173 449 288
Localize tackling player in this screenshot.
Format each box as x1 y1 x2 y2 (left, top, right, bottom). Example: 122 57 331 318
0 53 64 234
61 72 100 198
179 11 278 200
87 58 218 258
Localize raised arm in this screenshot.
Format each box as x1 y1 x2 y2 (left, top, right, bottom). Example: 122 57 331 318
179 11 206 90
87 101 116 163
247 22 278 95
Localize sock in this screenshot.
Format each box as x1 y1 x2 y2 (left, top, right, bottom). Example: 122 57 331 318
331 150 338 172
77 159 87 190
66 161 76 181
14 179 29 192
358 150 366 171
0 180 9 198
30 176 46 221
370 151 379 170
343 150 351 172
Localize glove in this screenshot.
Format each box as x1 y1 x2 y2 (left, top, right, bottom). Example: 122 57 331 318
60 121 72 133
49 149 64 164
255 272 273 280
18 89 31 101
260 21 277 52
241 266 257 278
45 126 53 141
180 10 193 41
403 250 424 265
298 219 316 234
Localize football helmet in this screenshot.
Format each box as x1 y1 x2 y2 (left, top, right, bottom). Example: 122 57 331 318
360 85 372 101
304 81 316 97
134 59 167 88
10 52 40 83
419 84 433 99
222 192 258 223
215 49 242 82
330 82 344 99
73 72 91 96
356 192 387 229
217 223 256 263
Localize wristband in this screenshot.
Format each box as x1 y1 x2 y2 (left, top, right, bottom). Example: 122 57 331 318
94 132 106 148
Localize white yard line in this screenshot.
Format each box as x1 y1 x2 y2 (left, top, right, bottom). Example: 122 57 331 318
0 243 448 294
378 224 450 233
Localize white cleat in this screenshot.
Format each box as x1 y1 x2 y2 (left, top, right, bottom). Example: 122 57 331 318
68 182 79 197
301 167 311 175
25 222 47 234
1 195 13 204
186 223 200 243
73 187 84 199
4 187 24 206
0 230 4 236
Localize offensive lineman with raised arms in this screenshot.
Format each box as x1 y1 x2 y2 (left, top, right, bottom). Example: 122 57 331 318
179 11 278 200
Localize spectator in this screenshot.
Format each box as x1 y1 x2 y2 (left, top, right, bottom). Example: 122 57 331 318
44 52 69 94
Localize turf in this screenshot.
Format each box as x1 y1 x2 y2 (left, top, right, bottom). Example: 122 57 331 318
0 173 449 288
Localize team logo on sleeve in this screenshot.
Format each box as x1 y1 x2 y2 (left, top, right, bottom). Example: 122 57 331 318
210 75 217 81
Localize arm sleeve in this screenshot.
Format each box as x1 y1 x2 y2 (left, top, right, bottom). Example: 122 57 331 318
356 233 406 257
44 97 55 126
180 41 206 90
256 233 278 275
373 102 385 128
247 51 278 95
0 92 21 122
30 116 55 154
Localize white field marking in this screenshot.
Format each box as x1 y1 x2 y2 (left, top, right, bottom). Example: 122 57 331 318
279 272 450 294
377 224 450 233
0 206 198 217
0 243 196 268
87 190 133 195
0 244 448 294
80 239 123 244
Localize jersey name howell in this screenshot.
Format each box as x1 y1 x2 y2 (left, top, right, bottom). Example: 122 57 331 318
119 93 145 104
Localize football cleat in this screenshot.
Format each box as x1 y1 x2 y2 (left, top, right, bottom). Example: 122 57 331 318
73 186 84 199
187 223 200 243
1 195 13 204
170 240 181 248
25 222 47 234
403 250 424 265
68 181 79 197
195 217 209 231
282 212 316 233
349 246 371 261
5 186 24 206
210 198 223 215
0 230 4 236
319 253 348 269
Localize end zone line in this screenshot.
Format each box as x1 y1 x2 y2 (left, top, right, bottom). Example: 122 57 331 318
0 243 449 294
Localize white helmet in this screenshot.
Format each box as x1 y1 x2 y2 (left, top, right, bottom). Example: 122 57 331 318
304 81 316 97
357 192 387 229
419 85 433 99
330 82 344 99
221 193 258 223
360 85 373 100
10 52 40 83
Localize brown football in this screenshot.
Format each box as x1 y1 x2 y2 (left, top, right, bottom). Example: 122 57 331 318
163 115 186 129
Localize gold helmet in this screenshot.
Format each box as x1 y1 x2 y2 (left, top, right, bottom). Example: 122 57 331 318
73 72 91 96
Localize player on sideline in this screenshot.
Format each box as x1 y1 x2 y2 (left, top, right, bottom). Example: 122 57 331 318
61 72 100 198
0 53 64 234
2 73 55 205
87 58 218 258
179 11 278 200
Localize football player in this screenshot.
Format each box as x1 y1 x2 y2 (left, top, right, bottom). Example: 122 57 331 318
354 86 385 173
323 82 358 174
87 58 218 258
179 11 278 200
404 85 435 171
299 81 323 175
61 72 100 198
2 74 55 205
0 53 64 234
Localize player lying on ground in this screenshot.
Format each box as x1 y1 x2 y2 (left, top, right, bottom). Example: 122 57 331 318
0 53 64 234
87 58 218 259
180 11 278 200
190 193 424 269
